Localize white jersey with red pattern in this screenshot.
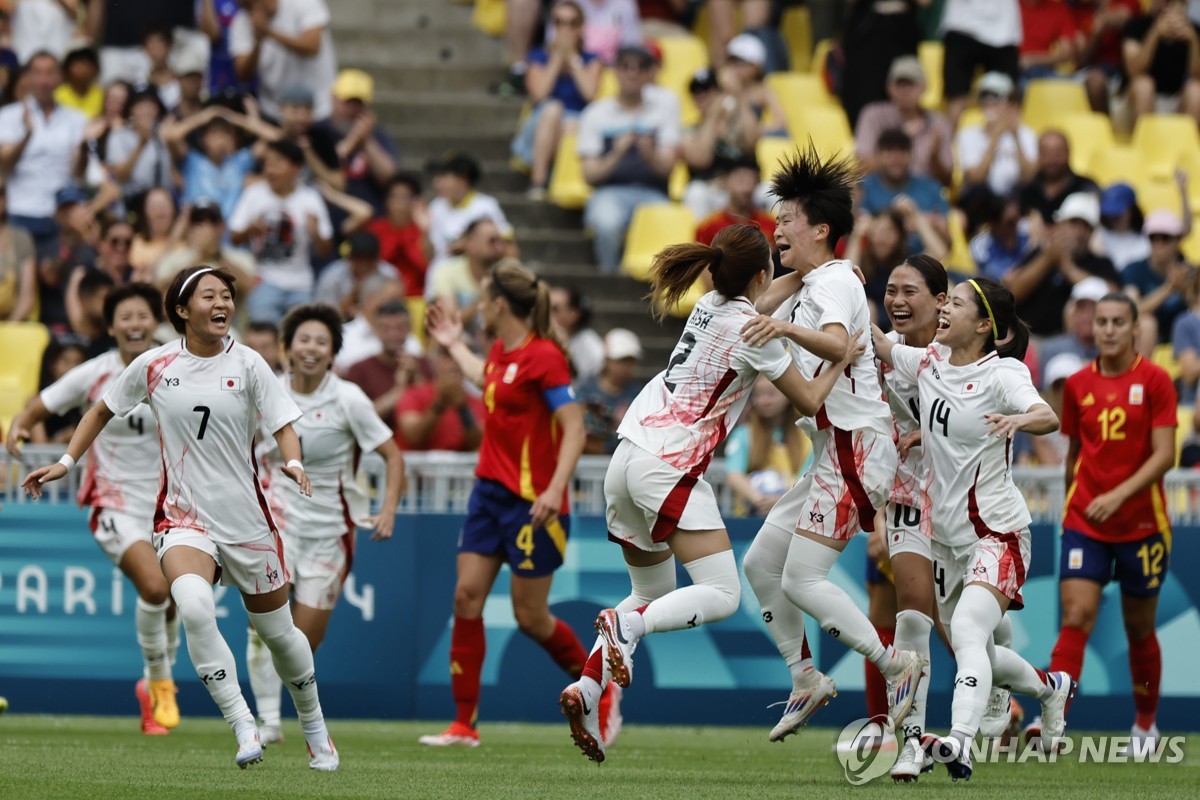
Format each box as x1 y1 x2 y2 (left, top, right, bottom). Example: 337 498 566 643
889 343 1045 547
39 349 159 517
618 292 793 473
881 331 928 510
771 260 892 437
263 373 393 539
103 337 301 545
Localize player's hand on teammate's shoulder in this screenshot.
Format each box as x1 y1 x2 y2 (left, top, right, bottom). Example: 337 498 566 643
841 328 867 365
741 313 789 347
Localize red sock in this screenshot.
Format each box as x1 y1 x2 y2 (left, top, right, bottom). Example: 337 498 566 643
582 648 604 683
865 626 894 719
450 616 485 729
1050 625 1089 683
1128 633 1161 730
538 618 588 679
801 634 812 661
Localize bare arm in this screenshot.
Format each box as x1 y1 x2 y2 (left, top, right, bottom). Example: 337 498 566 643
5 395 51 455
755 270 804 315
742 318 851 364
1003 249 1058 303
302 139 345 191
0 107 34 177
1124 29 1163 77
163 106 223 160
530 401 586 528
581 134 635 185
272 422 312 496
984 402 1060 438
770 330 865 417
963 129 1003 185
366 438 406 540
7 252 36 322
21 400 116 495
109 135 150 183
198 0 221 40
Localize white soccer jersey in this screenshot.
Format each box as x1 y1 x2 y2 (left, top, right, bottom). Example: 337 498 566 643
881 331 926 508
40 349 159 518
263 373 393 539
103 337 301 545
772 260 892 437
618 292 793 473
889 344 1045 547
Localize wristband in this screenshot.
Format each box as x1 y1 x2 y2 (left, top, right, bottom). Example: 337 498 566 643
286 459 304 471
58 454 76 472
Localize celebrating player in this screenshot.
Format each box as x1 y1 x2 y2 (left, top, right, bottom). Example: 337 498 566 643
560 224 865 763
419 260 600 749
6 283 180 736
1035 293 1176 753
874 277 1075 781
23 266 338 771
739 147 923 742
246 303 407 744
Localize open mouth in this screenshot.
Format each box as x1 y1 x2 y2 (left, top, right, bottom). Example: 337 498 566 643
936 316 950 330
211 313 228 325
127 330 146 342
299 357 320 369
892 310 912 323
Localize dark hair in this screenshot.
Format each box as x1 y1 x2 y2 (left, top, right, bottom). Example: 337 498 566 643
130 187 176 238
376 299 410 318
899 254 949 297
281 303 344 356
648 223 771 321
26 50 60 70
1097 291 1139 321
103 282 163 327
140 22 174 46
165 266 237 334
100 215 134 239
964 277 1030 360
123 85 165 120
39 334 88 390
557 285 592 330
77 269 115 300
769 142 857 249
389 172 422 196
247 320 279 338
488 259 565 353
266 138 305 167
462 216 498 239
877 127 913 152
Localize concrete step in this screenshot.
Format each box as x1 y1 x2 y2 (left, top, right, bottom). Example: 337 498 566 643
516 228 594 264
331 28 507 67
373 90 524 129
493 194 582 229
340 64 510 93
328 0 473 32
382 124 518 162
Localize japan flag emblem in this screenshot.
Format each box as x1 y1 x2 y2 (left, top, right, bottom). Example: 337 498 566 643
961 381 978 395
221 376 242 391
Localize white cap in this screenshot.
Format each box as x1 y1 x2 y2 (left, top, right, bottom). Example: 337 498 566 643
977 71 1015 98
727 34 766 68
1070 276 1110 303
1055 192 1101 227
605 328 643 361
171 48 209 76
1044 352 1085 387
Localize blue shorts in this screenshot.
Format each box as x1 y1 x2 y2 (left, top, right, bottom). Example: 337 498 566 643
1059 527 1171 597
459 479 570 577
866 552 892 585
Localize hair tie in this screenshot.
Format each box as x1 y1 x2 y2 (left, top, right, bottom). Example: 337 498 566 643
711 246 724 271
178 267 214 298
967 279 999 340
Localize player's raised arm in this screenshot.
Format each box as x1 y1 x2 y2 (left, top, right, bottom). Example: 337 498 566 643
426 301 485 386
22 399 115 496
770 329 866 417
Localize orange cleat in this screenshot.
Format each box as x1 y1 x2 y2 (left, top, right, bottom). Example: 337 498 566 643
136 679 169 736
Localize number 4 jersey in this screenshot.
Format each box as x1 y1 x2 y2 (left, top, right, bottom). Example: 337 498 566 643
618 292 793 473
103 338 301 544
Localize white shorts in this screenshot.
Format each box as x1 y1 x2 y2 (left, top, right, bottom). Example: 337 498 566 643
605 439 724 553
155 527 290 595
764 427 896 541
931 529 1032 624
886 501 933 562
284 531 356 611
89 507 153 566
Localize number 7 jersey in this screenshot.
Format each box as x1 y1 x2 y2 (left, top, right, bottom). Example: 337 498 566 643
103 337 301 545
618 292 793 473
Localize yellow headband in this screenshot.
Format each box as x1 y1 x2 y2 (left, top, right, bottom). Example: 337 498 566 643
967 279 999 340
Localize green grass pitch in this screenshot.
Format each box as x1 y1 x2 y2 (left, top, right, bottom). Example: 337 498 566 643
0 715 1196 799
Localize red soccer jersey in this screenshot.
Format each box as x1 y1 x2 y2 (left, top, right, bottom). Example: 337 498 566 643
476 334 574 507
1020 0 1078 56
696 209 776 247
1061 356 1177 542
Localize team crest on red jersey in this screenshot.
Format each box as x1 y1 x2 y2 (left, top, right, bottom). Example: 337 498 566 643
221 376 242 391
503 363 519 384
1129 384 1144 405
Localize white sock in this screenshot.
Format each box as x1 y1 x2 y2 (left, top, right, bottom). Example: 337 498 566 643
782 534 898 674
584 556 677 686
171 574 252 727
246 627 282 727
247 605 325 728
994 612 1013 648
894 608 933 740
640 550 740 635
745 523 814 690
948 584 1003 739
994 645 1053 699
136 597 171 682
166 611 180 667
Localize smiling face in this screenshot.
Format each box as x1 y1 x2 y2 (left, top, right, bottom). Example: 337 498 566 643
885 264 944 339
1092 298 1137 361
179 274 234 340
110 295 157 360
935 282 993 350
774 199 829 273
287 319 334 378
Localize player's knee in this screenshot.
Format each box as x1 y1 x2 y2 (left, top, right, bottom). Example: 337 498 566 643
686 551 741 622
1059 599 1097 631
171 575 217 632
452 584 488 618
511 603 552 638
949 612 989 651
138 579 170 607
742 538 778 590
895 609 933 642
1123 615 1156 643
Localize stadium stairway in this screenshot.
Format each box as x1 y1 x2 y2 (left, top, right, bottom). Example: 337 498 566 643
331 0 685 378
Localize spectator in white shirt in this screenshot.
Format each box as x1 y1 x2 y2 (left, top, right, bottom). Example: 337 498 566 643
426 152 513 264
230 0 337 121
11 0 77 64
955 72 1037 232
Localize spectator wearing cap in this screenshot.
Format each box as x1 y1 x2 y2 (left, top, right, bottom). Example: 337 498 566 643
323 68 401 215
1123 0 1200 128
858 127 950 256
426 219 508 321
578 43 681 272
722 34 786 134
1123 209 1194 348
105 85 174 200
156 197 257 292
1018 130 1099 225
513 0 602 200
550 0 641 65
680 66 763 221
838 0 922 127
855 56 954 186
969 193 1033 281
314 230 402 319
166 103 267 221
265 82 342 190
575 327 645 454
54 47 103 119
551 284 605 380
940 0 1023 127
170 47 211 122
0 51 87 259
230 0 337 121
228 138 333 323
426 152 512 264
695 156 775 246
1018 0 1080 84
1006 192 1120 335
395 347 485 452
1037 276 1106 381
706 1 783 72
365 173 432 298
1097 183 1150 272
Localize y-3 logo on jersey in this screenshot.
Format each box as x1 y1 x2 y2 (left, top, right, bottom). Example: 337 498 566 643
161 378 180 388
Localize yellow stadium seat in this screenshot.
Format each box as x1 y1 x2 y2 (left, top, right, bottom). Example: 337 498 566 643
668 160 689 202
944 210 978 275
810 39 834 76
1178 149 1200 208
781 6 813 72
547 132 591 210
1153 343 1181 380
766 71 835 122
0 321 50 431
406 296 428 345
621 203 696 281
1131 114 1200 181
1050 112 1116 177
472 0 506 37
918 41 944 110
1176 405 1194 465
783 105 854 160
667 279 708 317
657 36 709 92
1088 146 1144 187
596 68 617 100
1134 178 1184 215
1022 80 1090 133
757 137 797 178
1183 220 1200 262
957 107 985 130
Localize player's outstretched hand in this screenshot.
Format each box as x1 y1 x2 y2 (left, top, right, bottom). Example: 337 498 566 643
841 327 867 365
22 463 68 498
530 488 562 530
984 412 1021 439
282 464 312 497
426 302 464 349
366 513 394 541
1085 491 1123 524
5 423 31 457
741 314 790 347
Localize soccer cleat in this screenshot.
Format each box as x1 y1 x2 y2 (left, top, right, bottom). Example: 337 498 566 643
934 736 972 782
891 736 934 782
418 722 480 747
560 683 605 763
979 687 1012 738
1023 715 1043 749
1038 671 1077 752
149 679 180 729
235 728 264 769
1117 723 1161 760
595 609 636 689
885 650 928 730
307 735 339 771
598 682 623 748
767 672 837 742
135 679 168 736
258 723 284 745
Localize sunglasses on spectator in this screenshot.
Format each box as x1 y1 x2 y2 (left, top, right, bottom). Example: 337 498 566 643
978 91 1003 102
553 16 582 27
1149 234 1179 243
107 236 132 247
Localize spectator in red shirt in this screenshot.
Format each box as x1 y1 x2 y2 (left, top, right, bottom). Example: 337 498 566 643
342 298 424 426
695 157 775 246
1020 0 1079 83
365 173 432 298
394 348 485 451
1072 0 1141 113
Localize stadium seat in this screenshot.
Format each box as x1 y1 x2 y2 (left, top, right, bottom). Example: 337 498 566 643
1051 112 1116 176
596 67 617 100
1176 405 1194 466
766 72 835 132
1153 343 1181 380
657 36 709 92
1131 114 1200 181
1184 221 1200 262
1134 178 1184 215
667 278 708 317
918 41 944 110
1088 146 1145 187
944 210 978 276
668 160 689 202
781 6 813 72
621 203 696 281
757 137 798 178
810 38 834 76
1022 79 1090 132
547 132 591 210
472 0 506 37
0 321 50 431
406 296 428 345
782 105 854 160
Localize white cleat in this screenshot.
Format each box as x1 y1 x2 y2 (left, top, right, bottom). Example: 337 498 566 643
891 736 934 782
418 722 480 747
560 683 605 763
595 609 637 689
768 672 837 742
979 687 1012 738
1038 671 1077 752
1117 724 1161 760
306 734 339 771
258 722 284 746
886 650 928 730
600 682 623 748
235 729 264 769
